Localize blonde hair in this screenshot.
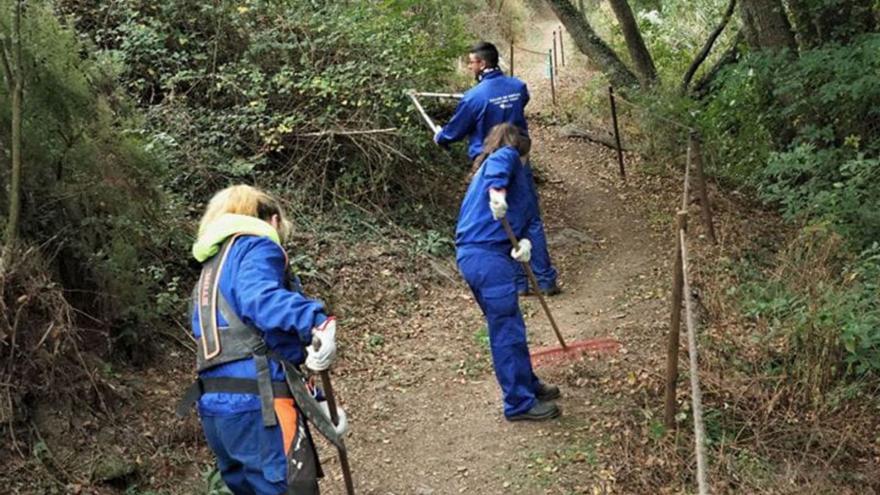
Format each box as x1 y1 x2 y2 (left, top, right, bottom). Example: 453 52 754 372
198 185 292 240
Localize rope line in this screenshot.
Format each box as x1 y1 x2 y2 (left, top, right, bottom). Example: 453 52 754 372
513 45 547 56
613 93 695 132
682 139 692 210
679 226 709 495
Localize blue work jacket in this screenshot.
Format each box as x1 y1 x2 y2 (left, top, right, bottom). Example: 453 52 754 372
191 235 328 416
435 70 530 160
455 146 535 249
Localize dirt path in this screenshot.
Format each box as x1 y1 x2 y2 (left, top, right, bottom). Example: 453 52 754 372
321 20 676 495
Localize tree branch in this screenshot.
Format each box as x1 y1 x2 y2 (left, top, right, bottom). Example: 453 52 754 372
608 0 657 85
692 31 744 99
544 0 639 88
680 0 738 94
0 35 13 89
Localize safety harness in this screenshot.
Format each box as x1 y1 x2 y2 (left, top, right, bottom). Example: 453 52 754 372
176 236 343 448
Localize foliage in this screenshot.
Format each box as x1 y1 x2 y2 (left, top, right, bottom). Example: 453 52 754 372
761 146 880 246
700 34 880 245
0 1 184 356
735 227 880 400
58 0 470 208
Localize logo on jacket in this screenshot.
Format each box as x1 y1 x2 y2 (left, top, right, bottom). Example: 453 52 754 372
489 93 521 109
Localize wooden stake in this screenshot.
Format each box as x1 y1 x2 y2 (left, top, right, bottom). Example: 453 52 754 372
608 86 625 179
510 41 515 76
549 50 557 106
664 211 688 429
552 30 559 73
559 25 565 66
690 131 717 244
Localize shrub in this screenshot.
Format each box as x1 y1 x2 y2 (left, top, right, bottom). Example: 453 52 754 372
59 1 471 207
0 2 184 357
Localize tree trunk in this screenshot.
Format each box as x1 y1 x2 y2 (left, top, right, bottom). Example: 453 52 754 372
787 0 876 48
607 0 657 86
544 0 639 88
785 0 820 48
739 0 796 51
1 0 23 272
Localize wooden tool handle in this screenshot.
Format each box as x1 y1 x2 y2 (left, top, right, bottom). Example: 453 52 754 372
499 217 568 349
320 370 356 495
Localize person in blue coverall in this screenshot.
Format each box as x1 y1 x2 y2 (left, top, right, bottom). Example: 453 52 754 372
435 41 560 296
456 123 562 421
189 185 347 494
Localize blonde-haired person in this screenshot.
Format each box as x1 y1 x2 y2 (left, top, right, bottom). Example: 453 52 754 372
455 123 561 421
180 185 343 494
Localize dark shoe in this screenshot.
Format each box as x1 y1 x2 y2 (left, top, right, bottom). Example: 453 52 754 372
507 401 561 422
535 382 561 401
539 284 562 296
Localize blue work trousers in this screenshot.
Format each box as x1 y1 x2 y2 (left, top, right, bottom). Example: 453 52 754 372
516 164 558 292
457 246 540 417
201 405 320 495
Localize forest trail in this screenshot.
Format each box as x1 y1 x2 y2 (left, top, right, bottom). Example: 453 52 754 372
325 18 677 495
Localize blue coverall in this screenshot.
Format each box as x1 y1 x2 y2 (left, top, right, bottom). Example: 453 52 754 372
455 146 542 418
435 69 558 293
192 235 328 494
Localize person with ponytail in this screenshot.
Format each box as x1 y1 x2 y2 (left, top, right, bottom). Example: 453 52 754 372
434 40 561 297
455 123 562 422
180 185 346 494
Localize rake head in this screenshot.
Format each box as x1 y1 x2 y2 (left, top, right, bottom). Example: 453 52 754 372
530 337 619 367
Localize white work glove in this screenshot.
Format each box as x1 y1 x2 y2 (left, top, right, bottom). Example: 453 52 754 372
305 317 337 371
318 400 349 437
433 127 443 144
511 238 532 263
488 188 508 220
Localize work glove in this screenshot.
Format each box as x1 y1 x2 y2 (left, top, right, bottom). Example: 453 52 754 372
511 238 532 263
433 127 443 144
318 400 349 438
305 317 337 371
488 188 508 220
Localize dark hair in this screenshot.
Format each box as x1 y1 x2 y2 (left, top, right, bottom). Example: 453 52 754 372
469 123 530 179
469 41 499 68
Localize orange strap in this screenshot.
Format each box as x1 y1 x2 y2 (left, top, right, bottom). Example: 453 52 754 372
273 398 298 455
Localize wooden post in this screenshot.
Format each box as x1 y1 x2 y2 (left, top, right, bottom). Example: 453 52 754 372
690 131 717 244
664 211 688 429
549 50 557 106
552 30 559 73
510 42 515 76
559 25 565 66
608 86 625 179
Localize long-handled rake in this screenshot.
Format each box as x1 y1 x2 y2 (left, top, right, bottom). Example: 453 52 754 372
500 217 618 365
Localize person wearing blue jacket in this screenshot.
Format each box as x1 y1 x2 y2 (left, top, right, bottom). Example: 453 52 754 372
456 123 562 421
185 185 347 495
435 41 560 297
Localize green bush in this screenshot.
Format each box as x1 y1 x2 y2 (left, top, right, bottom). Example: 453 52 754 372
686 33 880 397
761 146 880 247
699 35 880 229
60 1 470 207
0 2 184 356
736 228 880 397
